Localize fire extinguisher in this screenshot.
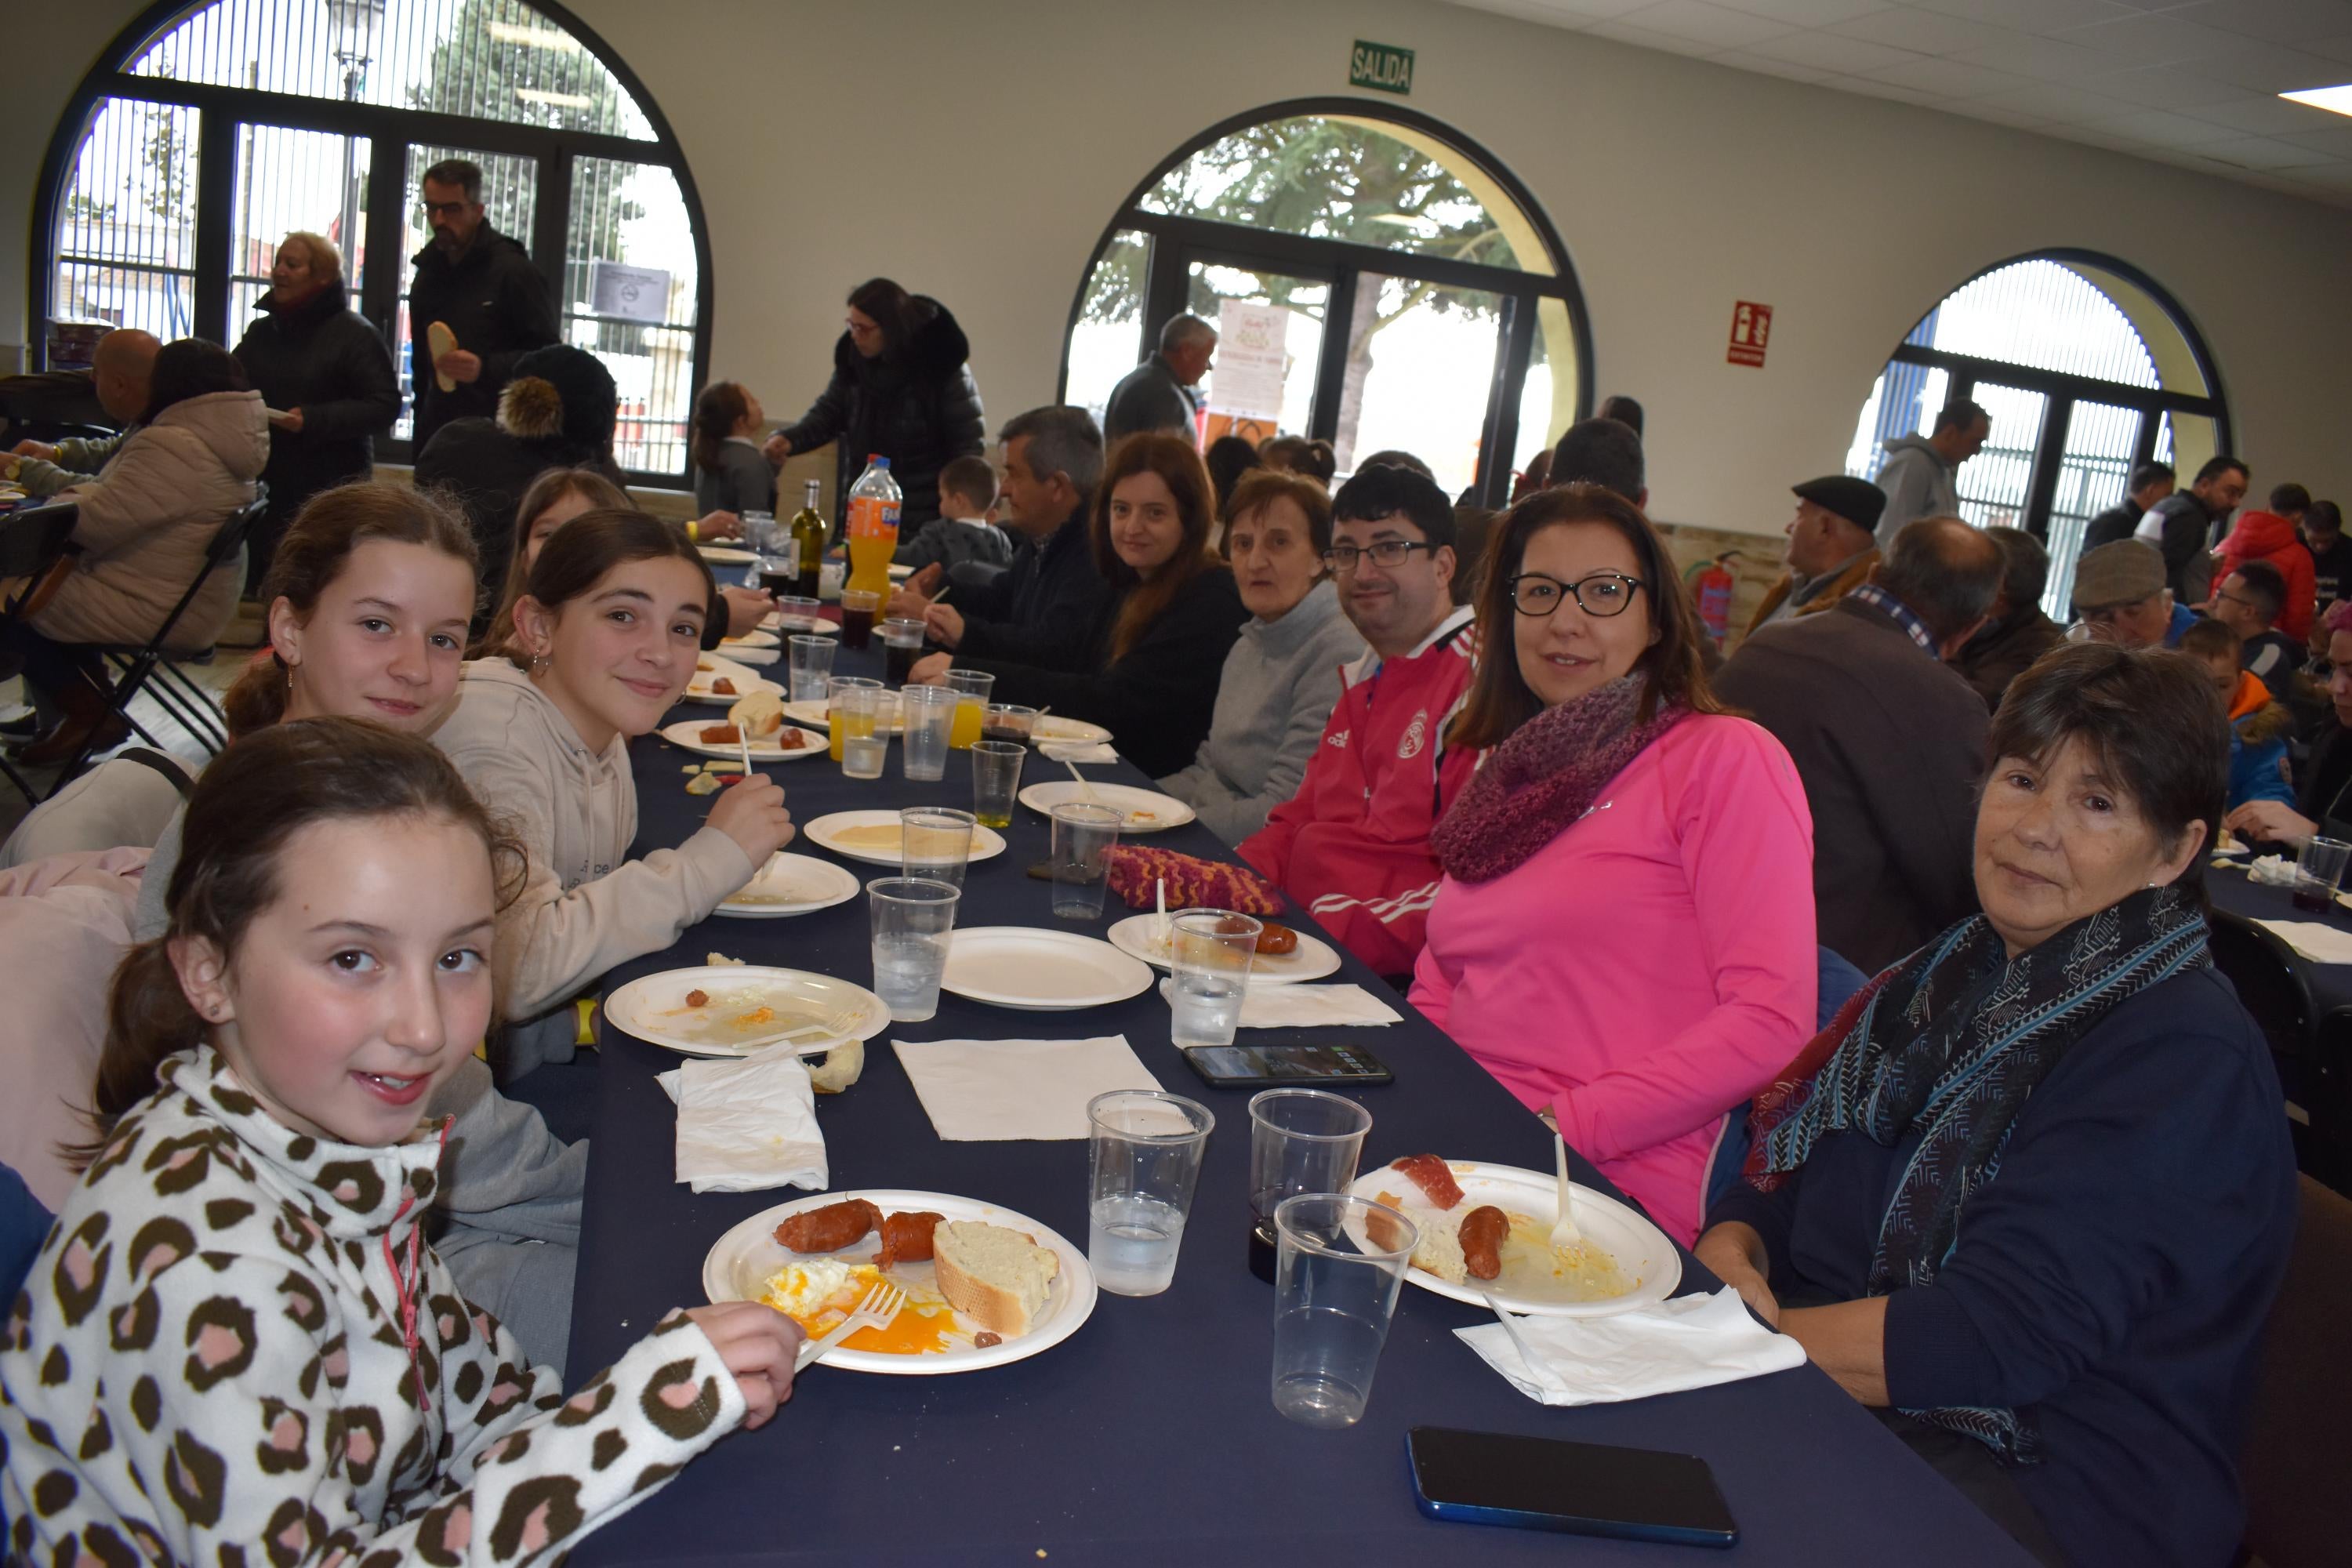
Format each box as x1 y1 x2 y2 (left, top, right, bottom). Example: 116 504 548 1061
1686 551 1740 646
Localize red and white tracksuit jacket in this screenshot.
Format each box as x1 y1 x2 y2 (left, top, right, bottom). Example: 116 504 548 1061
1240 608 1477 978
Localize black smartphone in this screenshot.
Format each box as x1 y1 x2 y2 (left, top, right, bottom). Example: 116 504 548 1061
1179 1043 1392 1087
1407 1426 1738 1548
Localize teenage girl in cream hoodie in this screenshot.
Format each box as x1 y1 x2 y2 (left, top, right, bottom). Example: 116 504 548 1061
0 719 801 1563
433 509 796 1081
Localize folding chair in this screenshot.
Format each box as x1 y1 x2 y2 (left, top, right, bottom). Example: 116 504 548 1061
42 484 267 793
2206 909 2330 1188
0 500 84 804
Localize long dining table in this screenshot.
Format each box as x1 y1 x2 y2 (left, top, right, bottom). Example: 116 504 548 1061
561 630 2034 1566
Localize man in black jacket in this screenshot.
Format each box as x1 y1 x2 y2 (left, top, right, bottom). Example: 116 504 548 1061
2081 460 2173 554
406 158 558 451
1104 314 1214 446
233 231 398 586
895 406 1108 671
2135 454 2248 608
1715 517 2004 974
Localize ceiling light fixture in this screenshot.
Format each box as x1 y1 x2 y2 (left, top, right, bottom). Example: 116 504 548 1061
2279 84 2352 118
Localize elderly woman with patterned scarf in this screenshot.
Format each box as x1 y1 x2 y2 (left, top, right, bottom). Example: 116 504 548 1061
1697 641 2296 1568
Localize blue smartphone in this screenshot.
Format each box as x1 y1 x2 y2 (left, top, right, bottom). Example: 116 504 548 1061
1407 1426 1738 1548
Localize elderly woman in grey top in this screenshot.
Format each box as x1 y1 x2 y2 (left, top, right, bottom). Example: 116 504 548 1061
1160 470 1366 844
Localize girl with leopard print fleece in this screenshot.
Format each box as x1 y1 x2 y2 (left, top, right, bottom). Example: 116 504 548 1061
0 720 801 1563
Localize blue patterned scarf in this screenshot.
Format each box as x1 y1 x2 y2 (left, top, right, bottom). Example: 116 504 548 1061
1743 884 2210 1462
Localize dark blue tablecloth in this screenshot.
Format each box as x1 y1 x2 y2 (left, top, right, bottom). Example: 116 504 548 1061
2207 859 2352 1014
562 645 2031 1566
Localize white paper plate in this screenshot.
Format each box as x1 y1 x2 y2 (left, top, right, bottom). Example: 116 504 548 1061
1018 781 1193 833
939 927 1156 1010
1105 914 1340 985
1031 716 1112 746
802 810 1007 868
785 696 906 735
697 544 759 565
715 853 862 918
681 675 783 707
721 629 781 650
1345 1160 1679 1319
702 1189 1096 1375
762 613 838 637
889 562 915 581
604 964 891 1058
660 720 829 762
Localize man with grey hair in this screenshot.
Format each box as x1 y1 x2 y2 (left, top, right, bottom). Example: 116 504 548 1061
5 328 162 495
1102 314 1216 446
897 405 1110 670
1953 525 2065 712
1715 516 2002 971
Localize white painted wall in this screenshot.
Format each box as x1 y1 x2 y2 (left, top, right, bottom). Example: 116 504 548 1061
10 0 2352 536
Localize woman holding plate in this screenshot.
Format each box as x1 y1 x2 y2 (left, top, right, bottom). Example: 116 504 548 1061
1699 642 2296 1568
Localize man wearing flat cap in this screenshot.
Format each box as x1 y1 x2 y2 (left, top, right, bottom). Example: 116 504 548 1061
2071 539 2196 649
1716 517 2004 972
1748 475 1886 634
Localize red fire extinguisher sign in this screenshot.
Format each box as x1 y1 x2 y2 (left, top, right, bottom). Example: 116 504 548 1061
1727 302 1772 368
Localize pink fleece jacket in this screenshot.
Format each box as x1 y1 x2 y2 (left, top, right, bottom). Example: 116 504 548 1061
1410 714 1817 1246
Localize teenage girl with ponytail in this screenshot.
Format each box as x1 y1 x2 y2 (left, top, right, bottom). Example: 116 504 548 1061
0 719 800 1563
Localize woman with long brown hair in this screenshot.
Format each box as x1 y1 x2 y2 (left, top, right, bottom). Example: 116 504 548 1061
1409 484 1818 1247
913 433 1244 776
691 379 775 518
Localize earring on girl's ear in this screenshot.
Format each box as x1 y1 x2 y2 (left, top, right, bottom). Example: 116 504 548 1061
530 648 552 675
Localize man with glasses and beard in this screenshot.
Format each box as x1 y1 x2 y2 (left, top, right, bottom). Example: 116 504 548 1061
406 158 557 450
1240 463 1475 982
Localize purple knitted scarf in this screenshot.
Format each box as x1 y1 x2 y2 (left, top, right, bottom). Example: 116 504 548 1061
1431 677 1689 884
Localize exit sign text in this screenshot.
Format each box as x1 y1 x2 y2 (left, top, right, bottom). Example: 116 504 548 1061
1351 40 1415 96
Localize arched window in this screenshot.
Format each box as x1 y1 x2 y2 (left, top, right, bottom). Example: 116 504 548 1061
34 0 710 481
1843 253 2228 617
1062 100 1591 506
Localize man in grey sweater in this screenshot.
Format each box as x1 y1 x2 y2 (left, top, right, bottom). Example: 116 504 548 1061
1104 314 1215 447
1872 397 1988 545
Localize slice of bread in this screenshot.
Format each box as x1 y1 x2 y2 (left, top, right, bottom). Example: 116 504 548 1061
1410 1209 1468 1285
933 1221 1059 1338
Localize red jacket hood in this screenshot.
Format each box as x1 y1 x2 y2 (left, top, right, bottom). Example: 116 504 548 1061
2220 510 2299 557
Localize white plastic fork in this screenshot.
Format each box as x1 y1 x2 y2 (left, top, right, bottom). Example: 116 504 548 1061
793 1279 906 1372
1476 1287 1546 1379
1550 1130 1584 1249
735 1004 866 1054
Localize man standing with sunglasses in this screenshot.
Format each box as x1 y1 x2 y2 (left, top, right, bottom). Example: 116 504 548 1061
1715 516 2004 974
1240 464 1475 984
407 158 558 450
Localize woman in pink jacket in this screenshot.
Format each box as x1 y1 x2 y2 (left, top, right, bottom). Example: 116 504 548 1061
1410 485 1817 1247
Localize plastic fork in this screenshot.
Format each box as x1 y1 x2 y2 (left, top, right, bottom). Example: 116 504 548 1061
1550 1130 1584 1249
793 1280 906 1371
1476 1287 1546 1380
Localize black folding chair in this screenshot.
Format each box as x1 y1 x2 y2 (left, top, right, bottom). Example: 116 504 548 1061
43 484 267 793
2207 909 2331 1187
0 500 83 803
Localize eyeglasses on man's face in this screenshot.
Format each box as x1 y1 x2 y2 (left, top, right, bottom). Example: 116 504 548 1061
1509 572 1647 618
420 199 472 221
1321 539 1432 572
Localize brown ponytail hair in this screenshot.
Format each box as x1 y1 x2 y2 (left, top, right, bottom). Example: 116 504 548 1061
223 482 479 736
473 467 632 659
500 506 716 668
80 718 525 1162
1091 434 1221 663
691 379 751 472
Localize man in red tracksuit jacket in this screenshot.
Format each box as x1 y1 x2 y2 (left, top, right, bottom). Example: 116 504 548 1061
1240 463 1477 980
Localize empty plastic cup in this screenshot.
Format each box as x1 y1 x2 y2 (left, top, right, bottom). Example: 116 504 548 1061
1270 1192 1417 1429
899 684 958 782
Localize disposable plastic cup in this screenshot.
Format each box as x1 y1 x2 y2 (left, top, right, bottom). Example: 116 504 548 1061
945 669 996 750
1086 1090 1214 1297
2296 835 2352 912
882 618 927 685
867 876 959 1022
1169 909 1260 1049
899 684 958 782
971 740 1025 829
900 807 976 892
1270 1192 1416 1429
787 634 836 703
1050 802 1122 920
1247 1089 1371 1283
826 677 884 763
842 731 887 779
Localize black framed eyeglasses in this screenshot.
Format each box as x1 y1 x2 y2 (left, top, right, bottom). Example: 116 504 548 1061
1510 572 1647 618
1321 539 1433 572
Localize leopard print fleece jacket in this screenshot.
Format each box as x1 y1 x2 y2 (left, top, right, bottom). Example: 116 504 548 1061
0 1046 745 1563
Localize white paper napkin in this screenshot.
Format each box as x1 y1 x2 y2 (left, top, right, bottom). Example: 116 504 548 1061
1456 1286 1806 1407
1038 741 1119 764
2254 917 2352 966
720 645 779 666
1236 983 1402 1029
657 1045 828 1193
892 1035 1164 1140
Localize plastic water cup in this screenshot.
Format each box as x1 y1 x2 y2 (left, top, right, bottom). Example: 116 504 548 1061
826 676 883 763
842 731 888 779
971 740 1025 829
1087 1090 1215 1298
1169 909 1260 1049
1050 802 1122 920
742 510 777 554
2295 835 2352 913
945 669 995 750
899 684 958 782
900 807 976 891
867 877 959 1022
1248 1089 1371 1283
779 594 824 628
1271 1192 1417 1429
787 634 836 703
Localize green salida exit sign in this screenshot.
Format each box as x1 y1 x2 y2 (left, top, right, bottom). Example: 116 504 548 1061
1350 40 1415 96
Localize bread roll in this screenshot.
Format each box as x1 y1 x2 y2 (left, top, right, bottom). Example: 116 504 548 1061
932 1221 1058 1338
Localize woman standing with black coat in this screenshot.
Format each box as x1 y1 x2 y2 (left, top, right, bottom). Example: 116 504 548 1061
230 232 398 586
763 278 984 531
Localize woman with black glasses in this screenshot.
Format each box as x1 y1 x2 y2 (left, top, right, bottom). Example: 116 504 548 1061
1409 484 1819 1247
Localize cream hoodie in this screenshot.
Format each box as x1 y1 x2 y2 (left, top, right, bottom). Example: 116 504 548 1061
435 659 753 1079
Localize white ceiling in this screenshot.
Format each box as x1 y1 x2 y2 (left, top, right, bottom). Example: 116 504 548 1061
1445 0 2352 208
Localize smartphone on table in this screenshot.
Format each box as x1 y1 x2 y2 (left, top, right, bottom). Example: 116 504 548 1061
1407 1426 1738 1548
1178 1042 1392 1087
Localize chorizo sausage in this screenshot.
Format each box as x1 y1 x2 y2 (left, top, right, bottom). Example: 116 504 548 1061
775 1198 882 1254
1458 1205 1508 1281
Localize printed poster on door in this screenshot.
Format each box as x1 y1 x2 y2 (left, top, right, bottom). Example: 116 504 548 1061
1210 300 1290 422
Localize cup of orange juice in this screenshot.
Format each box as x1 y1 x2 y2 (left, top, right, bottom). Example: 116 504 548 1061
827 677 884 763
945 669 994 750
